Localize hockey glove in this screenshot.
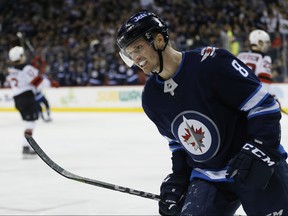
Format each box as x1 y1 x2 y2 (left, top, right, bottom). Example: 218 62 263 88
159 173 189 216
226 142 281 189
50 79 60 88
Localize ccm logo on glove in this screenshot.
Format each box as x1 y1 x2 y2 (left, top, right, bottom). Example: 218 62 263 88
242 143 275 166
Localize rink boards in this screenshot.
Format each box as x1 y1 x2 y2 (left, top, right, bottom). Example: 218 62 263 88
0 84 287 112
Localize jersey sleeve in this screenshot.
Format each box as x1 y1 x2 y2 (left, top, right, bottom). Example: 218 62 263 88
23 65 43 87
203 48 281 149
6 68 16 85
255 55 272 83
142 100 185 153
142 100 190 174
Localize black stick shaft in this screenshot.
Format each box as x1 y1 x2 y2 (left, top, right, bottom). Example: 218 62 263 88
25 135 161 201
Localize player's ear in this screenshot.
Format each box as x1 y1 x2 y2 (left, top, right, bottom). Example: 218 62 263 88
154 33 165 50
258 40 264 47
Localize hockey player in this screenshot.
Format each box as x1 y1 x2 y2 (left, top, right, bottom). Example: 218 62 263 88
237 29 272 92
35 90 52 122
31 50 59 122
6 46 52 158
116 12 288 215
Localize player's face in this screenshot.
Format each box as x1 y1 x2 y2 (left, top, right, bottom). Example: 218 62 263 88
125 38 159 74
261 41 271 53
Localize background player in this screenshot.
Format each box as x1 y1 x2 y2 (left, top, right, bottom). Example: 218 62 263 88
6 46 53 158
35 89 52 122
237 29 272 92
237 29 286 114
117 12 288 215
31 48 59 122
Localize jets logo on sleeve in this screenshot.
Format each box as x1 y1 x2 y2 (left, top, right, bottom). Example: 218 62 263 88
171 111 220 162
201 46 217 62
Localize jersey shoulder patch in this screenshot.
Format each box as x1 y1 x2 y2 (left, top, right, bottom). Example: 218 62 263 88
200 46 217 62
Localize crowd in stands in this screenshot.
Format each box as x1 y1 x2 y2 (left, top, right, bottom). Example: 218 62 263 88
0 0 287 87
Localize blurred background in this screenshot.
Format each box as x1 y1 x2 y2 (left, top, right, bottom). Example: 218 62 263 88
0 0 288 88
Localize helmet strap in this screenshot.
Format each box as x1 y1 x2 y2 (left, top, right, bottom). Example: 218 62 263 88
155 50 164 74
151 38 168 74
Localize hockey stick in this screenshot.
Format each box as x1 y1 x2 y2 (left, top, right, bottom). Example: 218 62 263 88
281 107 288 115
25 135 161 201
16 32 35 53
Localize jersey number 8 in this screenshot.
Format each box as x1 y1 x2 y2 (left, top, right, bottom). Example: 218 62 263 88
232 60 249 77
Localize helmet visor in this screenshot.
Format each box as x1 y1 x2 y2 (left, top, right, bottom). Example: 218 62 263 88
119 51 134 67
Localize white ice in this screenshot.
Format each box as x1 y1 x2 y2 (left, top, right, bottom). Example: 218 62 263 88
0 112 287 215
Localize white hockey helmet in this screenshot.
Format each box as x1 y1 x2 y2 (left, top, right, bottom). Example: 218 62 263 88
8 46 25 62
249 29 271 53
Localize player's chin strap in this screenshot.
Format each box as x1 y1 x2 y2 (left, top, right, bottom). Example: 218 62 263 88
151 40 169 75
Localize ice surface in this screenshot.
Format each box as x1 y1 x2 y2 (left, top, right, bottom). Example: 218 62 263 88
0 112 287 215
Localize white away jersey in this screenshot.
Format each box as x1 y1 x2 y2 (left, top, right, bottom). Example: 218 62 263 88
6 65 39 96
237 51 272 91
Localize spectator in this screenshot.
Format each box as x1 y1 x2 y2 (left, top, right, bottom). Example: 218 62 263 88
0 0 287 86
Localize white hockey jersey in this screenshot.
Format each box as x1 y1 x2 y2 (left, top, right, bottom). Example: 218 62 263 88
237 51 272 92
6 64 40 97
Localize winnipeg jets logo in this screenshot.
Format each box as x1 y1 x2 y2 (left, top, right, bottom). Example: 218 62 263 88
182 116 205 152
201 46 216 62
133 13 148 22
171 111 220 162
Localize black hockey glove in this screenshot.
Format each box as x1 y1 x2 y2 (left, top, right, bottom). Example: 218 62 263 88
226 142 281 189
159 173 189 216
